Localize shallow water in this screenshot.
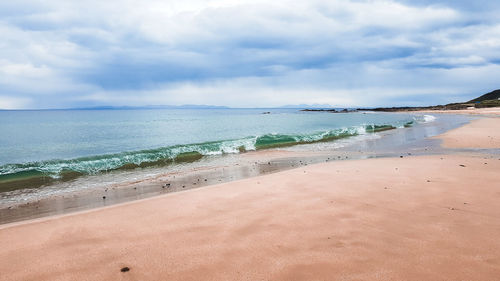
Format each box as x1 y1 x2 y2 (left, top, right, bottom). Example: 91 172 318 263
0 112 477 224
1 109 419 192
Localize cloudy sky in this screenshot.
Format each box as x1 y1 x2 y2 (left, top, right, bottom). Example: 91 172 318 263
0 0 499 109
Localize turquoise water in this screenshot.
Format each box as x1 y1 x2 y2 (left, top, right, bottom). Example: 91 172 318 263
0 109 417 190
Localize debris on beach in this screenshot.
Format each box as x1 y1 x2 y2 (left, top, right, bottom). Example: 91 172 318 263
121 267 130 272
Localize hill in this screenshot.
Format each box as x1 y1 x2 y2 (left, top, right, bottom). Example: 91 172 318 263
468 89 500 103
356 89 500 112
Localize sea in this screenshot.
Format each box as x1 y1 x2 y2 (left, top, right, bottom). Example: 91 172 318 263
0 108 467 205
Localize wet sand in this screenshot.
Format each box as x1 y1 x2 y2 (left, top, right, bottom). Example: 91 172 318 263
436 117 500 148
0 116 499 280
0 113 473 225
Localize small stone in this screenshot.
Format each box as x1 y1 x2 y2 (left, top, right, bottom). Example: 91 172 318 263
121 267 130 272
459 164 466 167
102 196 106 200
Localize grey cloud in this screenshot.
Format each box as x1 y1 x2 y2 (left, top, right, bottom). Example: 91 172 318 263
0 0 499 108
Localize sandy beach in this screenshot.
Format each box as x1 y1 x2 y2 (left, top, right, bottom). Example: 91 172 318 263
437 117 500 148
0 113 499 280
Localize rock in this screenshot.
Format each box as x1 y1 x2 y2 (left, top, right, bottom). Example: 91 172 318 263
102 196 106 200
459 164 466 167
121 267 130 272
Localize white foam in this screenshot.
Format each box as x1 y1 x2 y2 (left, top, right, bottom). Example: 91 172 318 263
423 115 436 123
414 114 437 124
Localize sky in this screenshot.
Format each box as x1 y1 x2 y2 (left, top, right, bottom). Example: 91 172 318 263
0 0 499 109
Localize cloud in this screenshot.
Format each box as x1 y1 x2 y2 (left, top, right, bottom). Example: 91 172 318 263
0 0 499 108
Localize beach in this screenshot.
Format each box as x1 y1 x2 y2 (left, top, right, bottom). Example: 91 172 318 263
0 112 499 280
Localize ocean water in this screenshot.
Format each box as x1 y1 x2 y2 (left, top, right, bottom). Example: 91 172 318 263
0 108 420 192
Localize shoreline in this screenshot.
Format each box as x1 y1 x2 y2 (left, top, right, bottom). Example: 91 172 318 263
0 122 499 279
0 111 498 280
0 113 472 225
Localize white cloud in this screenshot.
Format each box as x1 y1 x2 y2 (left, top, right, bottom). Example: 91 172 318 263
0 0 499 108
0 96 31 109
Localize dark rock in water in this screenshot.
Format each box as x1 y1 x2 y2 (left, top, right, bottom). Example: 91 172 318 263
262 112 271 114
121 267 130 272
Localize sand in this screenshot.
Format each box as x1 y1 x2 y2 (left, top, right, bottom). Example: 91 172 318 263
417 106 500 116
437 117 500 148
1 117 500 281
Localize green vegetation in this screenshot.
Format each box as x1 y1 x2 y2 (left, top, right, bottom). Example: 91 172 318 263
474 99 500 108
359 89 500 112
468 89 500 103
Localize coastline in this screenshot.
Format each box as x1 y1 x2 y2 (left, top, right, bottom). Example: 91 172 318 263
414 107 500 116
0 111 499 280
0 112 472 224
